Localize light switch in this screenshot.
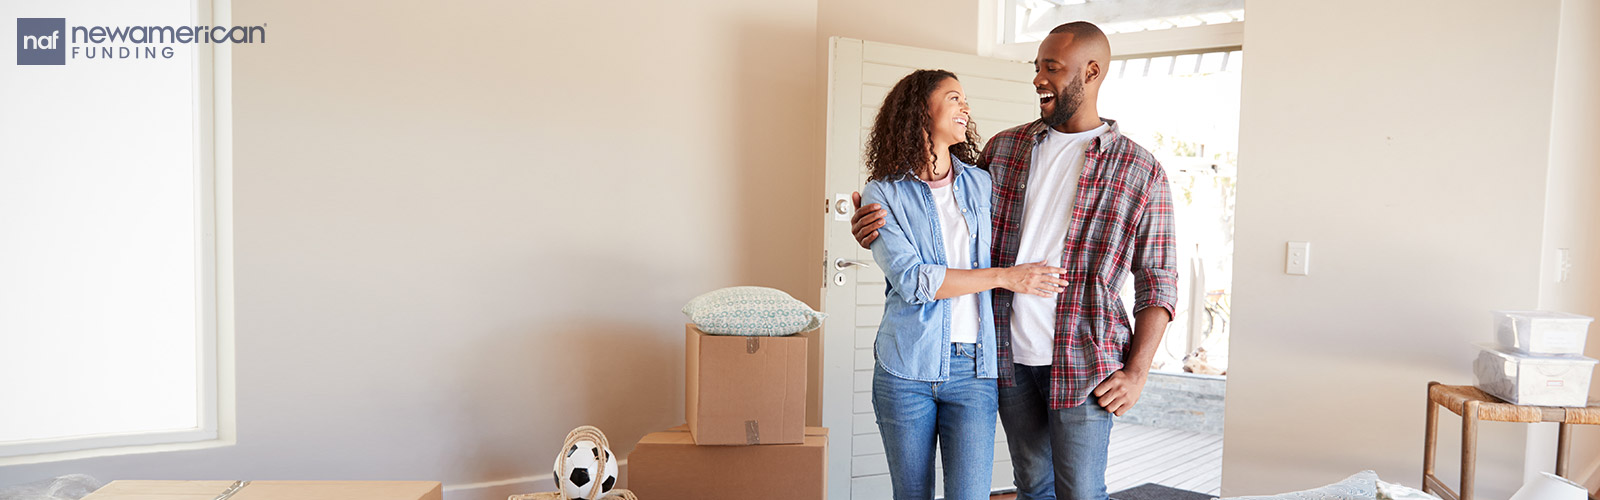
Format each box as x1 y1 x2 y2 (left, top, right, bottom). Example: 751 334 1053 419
1286 241 1310 276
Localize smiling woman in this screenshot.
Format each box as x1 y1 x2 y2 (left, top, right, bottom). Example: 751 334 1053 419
863 69 983 183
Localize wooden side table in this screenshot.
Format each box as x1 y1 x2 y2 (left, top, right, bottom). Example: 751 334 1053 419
1423 382 1600 500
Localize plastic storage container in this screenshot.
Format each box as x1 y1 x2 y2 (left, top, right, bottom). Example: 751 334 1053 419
1494 310 1592 355
1474 344 1597 407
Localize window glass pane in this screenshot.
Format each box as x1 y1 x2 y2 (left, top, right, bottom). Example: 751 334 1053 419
1123 58 1147 78
1010 0 1244 40
1173 53 1199 75
0 0 201 443
1147 56 1174 77
1197 52 1225 74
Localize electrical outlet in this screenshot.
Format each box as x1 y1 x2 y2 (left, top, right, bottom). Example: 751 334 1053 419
1286 241 1310 276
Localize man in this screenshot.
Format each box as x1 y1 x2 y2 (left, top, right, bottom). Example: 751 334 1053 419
851 21 1177 500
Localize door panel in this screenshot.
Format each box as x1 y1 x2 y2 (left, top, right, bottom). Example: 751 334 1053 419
823 37 1035 499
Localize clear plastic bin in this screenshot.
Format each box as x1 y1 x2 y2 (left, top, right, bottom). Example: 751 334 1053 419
1474 343 1597 407
1493 310 1592 355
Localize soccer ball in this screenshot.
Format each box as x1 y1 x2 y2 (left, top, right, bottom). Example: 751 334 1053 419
552 439 618 500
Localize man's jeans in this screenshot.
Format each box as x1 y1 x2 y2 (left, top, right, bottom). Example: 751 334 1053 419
999 364 1115 500
873 343 999 500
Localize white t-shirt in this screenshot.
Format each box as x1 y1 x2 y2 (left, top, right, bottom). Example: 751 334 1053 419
1011 123 1108 366
926 172 980 344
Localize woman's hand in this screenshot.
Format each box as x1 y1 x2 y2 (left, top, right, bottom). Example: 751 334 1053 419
998 262 1069 297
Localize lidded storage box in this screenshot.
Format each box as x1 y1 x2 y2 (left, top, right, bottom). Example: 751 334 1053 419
1494 310 1593 355
1474 344 1597 407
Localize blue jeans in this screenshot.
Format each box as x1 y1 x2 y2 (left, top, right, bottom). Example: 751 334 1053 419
998 364 1115 500
873 343 999 500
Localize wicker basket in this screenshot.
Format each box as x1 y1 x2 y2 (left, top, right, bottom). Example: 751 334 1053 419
507 425 637 500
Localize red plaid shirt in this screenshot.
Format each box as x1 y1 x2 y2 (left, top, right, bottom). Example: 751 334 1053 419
980 118 1178 409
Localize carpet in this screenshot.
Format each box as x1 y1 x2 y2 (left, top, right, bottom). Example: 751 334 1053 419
1110 483 1217 500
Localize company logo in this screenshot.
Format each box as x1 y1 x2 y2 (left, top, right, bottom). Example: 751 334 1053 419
17 18 66 65
14 17 265 65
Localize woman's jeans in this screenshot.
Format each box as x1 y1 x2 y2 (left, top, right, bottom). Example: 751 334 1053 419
873 342 999 500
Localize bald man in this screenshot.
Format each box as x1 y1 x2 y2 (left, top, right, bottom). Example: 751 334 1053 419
852 22 1177 500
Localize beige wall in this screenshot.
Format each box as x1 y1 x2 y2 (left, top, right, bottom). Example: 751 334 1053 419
1540 0 1600 492
817 0 982 56
1 1 821 498
1223 1 1564 498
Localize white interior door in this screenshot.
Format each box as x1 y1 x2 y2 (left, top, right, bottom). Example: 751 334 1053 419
821 37 1037 500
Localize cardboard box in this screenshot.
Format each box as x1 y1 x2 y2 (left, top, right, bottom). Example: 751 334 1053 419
82 481 442 500
797 327 823 426
629 425 827 500
686 323 808 445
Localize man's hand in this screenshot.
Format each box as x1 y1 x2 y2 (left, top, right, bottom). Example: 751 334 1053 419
1091 369 1147 417
850 192 886 249
1096 308 1169 416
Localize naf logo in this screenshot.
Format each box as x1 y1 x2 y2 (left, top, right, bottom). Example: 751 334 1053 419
16 18 65 65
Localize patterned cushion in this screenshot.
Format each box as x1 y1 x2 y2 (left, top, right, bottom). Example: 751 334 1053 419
682 287 826 336
1223 470 1378 500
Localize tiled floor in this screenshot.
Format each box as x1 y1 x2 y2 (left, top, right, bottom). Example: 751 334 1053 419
988 422 1223 499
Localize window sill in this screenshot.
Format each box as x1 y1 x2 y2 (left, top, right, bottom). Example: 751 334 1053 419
0 429 233 467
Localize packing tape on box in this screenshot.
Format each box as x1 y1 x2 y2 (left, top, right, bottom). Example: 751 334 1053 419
746 338 761 354
213 481 250 500
745 420 760 444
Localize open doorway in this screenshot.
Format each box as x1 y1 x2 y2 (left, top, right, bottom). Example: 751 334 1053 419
1103 49 1241 380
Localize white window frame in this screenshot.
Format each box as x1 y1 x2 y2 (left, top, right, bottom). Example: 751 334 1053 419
0 0 236 466
979 0 1245 60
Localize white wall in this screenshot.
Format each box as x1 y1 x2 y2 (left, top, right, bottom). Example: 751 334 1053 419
1540 0 1600 492
817 0 982 56
1223 1 1564 498
0 1 821 499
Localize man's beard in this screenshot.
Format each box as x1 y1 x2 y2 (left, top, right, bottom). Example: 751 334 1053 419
1042 76 1084 128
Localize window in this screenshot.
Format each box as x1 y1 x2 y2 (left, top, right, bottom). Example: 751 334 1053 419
1003 0 1243 44
985 0 1245 61
0 0 231 461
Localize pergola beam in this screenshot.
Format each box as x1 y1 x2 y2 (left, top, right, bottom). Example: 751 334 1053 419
1022 0 1244 33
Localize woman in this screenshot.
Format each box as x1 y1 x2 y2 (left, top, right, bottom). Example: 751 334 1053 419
860 69 1068 499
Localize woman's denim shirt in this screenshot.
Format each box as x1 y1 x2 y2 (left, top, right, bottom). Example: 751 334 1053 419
860 158 997 382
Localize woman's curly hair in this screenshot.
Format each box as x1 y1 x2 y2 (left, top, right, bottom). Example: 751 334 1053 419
865 69 982 182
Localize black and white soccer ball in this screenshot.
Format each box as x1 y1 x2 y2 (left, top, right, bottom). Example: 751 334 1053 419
552 439 617 500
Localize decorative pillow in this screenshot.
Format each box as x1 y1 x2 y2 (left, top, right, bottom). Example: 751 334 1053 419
682 286 826 336
1223 470 1378 500
1376 480 1439 500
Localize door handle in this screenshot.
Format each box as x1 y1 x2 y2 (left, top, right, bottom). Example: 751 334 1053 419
834 258 874 270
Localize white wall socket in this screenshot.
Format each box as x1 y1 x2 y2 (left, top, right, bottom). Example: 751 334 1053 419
1286 241 1310 276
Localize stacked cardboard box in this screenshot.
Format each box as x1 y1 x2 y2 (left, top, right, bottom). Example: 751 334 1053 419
1475 311 1596 407
627 324 827 500
82 481 442 500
